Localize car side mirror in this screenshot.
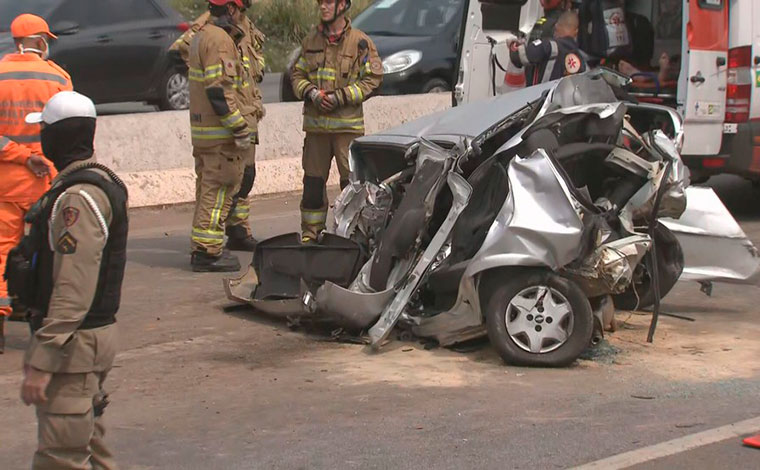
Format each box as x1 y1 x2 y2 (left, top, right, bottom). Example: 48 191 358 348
51 21 80 36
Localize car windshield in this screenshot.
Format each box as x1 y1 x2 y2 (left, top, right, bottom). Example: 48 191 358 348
353 0 463 37
0 0 59 32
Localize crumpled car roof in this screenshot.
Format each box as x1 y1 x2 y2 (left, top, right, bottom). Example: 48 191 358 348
358 81 555 144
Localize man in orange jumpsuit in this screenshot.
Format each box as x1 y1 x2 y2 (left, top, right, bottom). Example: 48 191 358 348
0 14 73 352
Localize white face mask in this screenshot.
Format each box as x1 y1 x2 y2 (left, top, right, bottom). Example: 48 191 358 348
19 35 49 60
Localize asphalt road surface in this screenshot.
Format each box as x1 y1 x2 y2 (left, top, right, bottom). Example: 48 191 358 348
1 176 759 469
96 73 283 115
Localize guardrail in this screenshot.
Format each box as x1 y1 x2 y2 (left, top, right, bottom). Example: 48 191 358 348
94 94 451 207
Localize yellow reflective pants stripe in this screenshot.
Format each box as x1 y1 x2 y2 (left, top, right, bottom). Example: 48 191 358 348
192 143 245 255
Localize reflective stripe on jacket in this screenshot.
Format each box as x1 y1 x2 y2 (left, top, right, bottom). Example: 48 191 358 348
0 53 72 203
188 20 247 148
291 20 383 134
175 14 265 139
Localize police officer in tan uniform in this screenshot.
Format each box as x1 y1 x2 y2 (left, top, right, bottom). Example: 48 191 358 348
291 0 382 244
188 0 252 271
172 1 265 252
9 91 127 470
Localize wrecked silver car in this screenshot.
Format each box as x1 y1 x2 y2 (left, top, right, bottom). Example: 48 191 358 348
226 71 760 367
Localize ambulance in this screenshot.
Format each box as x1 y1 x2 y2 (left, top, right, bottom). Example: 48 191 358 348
454 0 760 183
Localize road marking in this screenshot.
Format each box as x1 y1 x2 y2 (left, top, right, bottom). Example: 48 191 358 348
572 416 760 469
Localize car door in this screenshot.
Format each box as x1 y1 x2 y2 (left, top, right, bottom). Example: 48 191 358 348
453 0 535 106
46 0 103 98
93 0 171 100
678 0 729 156
48 0 168 102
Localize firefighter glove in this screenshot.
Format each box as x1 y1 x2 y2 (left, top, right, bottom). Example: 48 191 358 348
233 127 251 149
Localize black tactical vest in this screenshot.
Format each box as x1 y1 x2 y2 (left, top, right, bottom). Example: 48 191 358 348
31 163 129 330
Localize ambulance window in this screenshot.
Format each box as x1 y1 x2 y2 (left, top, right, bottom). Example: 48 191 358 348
698 0 723 10
480 1 523 32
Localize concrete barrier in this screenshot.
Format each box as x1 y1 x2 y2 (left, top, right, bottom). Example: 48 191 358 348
94 94 451 207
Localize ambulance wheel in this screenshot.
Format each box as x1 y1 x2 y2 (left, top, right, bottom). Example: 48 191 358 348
158 69 190 111
484 269 593 368
422 78 449 93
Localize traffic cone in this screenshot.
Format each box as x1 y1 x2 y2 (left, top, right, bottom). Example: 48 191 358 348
743 434 760 449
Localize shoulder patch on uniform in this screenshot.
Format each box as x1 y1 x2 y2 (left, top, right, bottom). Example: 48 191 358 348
371 60 383 74
565 53 582 74
62 207 79 227
55 232 78 255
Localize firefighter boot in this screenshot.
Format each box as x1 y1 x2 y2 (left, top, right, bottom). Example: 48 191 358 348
225 225 258 252
191 249 241 273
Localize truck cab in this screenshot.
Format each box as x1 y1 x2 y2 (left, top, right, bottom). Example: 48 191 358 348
455 0 740 183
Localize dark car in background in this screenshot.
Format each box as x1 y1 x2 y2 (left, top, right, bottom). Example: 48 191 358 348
281 0 465 101
0 0 190 110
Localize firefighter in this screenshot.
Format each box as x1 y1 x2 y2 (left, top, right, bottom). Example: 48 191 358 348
188 0 252 271
225 0 266 251
0 14 72 352
510 11 586 86
171 0 265 252
13 91 126 470
291 0 382 244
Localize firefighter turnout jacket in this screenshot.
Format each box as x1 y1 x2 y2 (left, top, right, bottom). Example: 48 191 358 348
510 36 586 85
175 13 265 142
291 19 383 134
0 53 72 203
188 17 250 147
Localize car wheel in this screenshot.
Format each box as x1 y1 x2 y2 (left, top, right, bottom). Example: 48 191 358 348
484 269 594 367
422 78 450 94
158 69 190 111
612 223 684 311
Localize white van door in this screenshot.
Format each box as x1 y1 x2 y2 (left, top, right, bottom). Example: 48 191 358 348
678 0 729 156
751 0 760 120
454 0 537 106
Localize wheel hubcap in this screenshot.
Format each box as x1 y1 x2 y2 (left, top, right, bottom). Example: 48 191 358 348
167 73 189 109
505 285 574 354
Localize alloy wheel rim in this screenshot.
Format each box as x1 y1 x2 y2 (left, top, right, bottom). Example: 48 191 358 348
505 285 574 354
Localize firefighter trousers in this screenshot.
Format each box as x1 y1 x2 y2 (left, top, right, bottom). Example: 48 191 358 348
191 143 245 255
33 371 116 470
0 201 29 317
227 145 256 236
300 132 358 240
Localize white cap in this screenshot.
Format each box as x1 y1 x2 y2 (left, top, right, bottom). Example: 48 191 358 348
25 91 97 125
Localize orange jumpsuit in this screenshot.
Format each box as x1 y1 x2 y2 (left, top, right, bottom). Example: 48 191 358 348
0 53 72 316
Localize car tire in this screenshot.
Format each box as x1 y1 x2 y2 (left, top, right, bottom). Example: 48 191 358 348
612 223 684 311
422 78 450 94
484 269 594 367
158 69 190 111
